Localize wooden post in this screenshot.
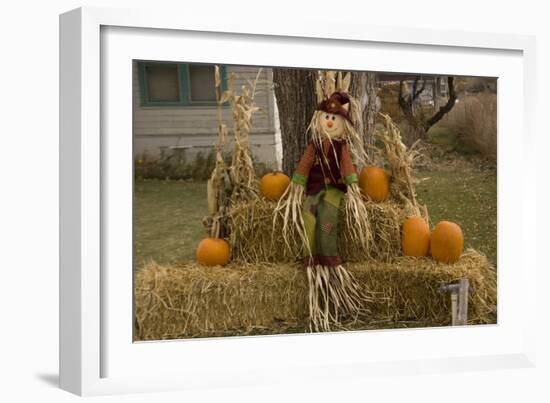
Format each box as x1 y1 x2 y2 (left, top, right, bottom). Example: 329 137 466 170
456 279 469 326
450 293 458 326
439 279 470 326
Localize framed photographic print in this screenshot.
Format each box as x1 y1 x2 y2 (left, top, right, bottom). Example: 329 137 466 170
60 6 537 396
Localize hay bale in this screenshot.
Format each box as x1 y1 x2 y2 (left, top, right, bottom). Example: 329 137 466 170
340 199 421 262
135 249 496 340
228 198 301 263
353 250 497 324
135 261 308 340
229 196 419 264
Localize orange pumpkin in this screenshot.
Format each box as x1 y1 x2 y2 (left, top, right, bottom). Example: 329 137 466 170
359 166 389 202
260 172 290 201
430 221 464 263
402 216 430 257
196 238 231 266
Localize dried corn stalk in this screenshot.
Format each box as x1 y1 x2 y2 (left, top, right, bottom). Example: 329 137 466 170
376 113 428 221
227 69 262 202
205 67 264 238
205 66 233 238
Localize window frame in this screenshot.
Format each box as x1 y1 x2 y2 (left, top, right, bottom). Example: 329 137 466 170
137 61 227 107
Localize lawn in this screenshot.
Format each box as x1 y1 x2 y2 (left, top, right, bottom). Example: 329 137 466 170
134 164 497 268
134 180 208 267
416 166 497 266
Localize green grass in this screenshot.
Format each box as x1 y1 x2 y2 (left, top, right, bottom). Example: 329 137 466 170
134 180 208 267
134 166 497 268
427 125 480 156
427 126 456 146
416 167 497 266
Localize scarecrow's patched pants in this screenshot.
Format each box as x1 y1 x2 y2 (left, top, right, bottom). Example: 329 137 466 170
302 186 344 268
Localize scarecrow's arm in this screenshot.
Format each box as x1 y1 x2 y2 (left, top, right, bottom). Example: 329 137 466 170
340 142 358 186
291 142 316 186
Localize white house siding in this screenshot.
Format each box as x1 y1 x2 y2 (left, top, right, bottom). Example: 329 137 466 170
133 62 278 167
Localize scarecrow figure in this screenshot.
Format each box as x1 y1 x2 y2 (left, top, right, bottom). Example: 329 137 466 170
294 92 359 266
275 79 371 332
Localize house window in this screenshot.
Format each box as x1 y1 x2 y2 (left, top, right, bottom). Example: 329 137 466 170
188 65 217 102
145 63 180 102
137 62 227 106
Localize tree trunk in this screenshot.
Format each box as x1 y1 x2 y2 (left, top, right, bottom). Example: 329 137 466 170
272 68 317 176
399 119 426 148
350 72 378 158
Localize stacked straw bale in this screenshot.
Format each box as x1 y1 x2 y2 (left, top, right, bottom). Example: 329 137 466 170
229 195 420 264
135 249 496 340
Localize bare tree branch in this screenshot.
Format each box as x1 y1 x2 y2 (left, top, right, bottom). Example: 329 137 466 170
413 77 426 100
398 80 412 118
424 77 457 130
396 75 457 146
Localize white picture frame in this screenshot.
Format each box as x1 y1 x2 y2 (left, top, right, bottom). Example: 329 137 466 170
59 6 537 396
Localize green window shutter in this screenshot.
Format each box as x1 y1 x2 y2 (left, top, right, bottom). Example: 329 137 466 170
179 64 191 105
137 62 148 106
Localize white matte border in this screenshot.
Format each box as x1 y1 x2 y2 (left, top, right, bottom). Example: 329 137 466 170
59 6 537 396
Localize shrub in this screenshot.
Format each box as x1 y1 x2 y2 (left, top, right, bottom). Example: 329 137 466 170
135 147 276 181
435 92 497 160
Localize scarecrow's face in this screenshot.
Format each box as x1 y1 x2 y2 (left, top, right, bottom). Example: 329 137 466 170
319 112 346 139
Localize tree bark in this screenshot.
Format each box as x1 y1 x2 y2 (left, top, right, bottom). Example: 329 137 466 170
350 71 378 158
272 68 317 176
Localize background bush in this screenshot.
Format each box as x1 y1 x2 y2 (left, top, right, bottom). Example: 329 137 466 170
135 147 274 181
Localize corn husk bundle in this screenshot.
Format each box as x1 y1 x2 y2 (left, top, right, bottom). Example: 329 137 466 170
226 70 263 202
204 67 262 237
135 249 496 340
205 67 230 237
376 113 428 220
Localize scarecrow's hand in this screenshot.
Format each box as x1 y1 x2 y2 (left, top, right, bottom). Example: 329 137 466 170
272 181 307 255
344 173 359 186
274 181 303 214
343 182 371 249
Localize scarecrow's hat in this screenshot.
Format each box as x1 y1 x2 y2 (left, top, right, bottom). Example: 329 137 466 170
316 91 353 124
